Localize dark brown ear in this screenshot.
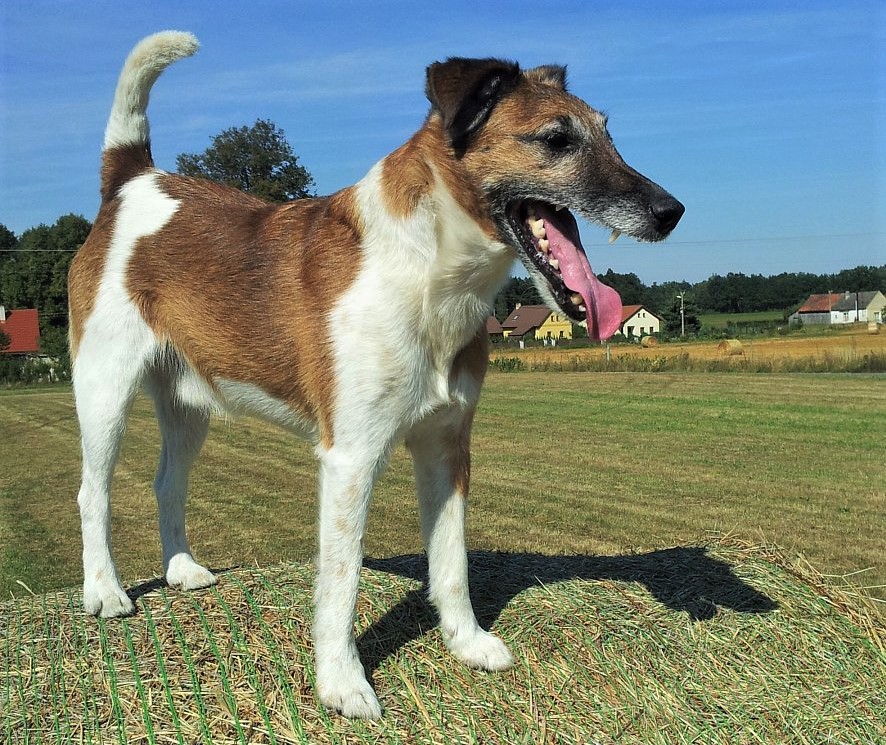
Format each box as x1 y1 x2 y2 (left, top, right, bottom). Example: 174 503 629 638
425 57 521 157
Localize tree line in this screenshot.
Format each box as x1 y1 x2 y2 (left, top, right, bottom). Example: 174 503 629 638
494 266 885 328
2 118 883 360
3 214 883 356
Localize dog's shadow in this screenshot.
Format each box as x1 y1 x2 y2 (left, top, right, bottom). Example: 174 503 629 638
359 547 778 674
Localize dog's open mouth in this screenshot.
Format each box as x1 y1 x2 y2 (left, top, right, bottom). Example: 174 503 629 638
510 201 622 340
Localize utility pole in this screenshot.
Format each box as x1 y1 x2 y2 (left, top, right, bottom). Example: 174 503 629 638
676 291 686 337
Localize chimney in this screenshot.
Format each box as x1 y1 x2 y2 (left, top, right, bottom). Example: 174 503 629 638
515 303 522 310
0 305 5 322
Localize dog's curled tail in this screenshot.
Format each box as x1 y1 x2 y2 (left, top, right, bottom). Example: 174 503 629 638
100 31 199 201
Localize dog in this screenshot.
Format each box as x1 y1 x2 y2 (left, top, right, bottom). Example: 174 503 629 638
69 31 683 719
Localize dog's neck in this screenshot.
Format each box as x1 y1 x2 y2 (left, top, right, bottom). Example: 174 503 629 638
363 121 513 368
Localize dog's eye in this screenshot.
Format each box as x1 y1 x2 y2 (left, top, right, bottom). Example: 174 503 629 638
542 131 574 153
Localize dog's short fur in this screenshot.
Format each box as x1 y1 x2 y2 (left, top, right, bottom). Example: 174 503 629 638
69 32 683 719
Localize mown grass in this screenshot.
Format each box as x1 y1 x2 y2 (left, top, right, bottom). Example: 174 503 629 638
1 376 884 742
2 541 884 744
1 374 884 602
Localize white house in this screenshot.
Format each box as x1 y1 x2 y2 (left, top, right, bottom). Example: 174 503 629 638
790 291 886 325
617 305 662 338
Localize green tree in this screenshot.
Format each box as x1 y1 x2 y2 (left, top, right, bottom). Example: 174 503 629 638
3 215 91 357
663 292 701 336
493 277 543 319
599 269 648 306
176 119 315 203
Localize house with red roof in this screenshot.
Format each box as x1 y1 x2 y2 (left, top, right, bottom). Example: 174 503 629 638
789 291 886 326
617 304 662 338
0 307 40 355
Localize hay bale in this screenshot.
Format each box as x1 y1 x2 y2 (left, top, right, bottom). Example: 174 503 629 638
641 335 659 347
868 321 879 335
3 541 885 743
718 339 743 356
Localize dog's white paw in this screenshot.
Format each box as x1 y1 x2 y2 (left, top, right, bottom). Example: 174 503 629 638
165 554 217 591
317 666 382 720
447 627 514 671
83 577 135 618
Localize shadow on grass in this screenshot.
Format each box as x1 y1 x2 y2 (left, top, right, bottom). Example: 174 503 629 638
360 547 778 675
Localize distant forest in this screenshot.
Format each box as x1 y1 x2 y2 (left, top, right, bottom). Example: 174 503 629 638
1 215 884 357
493 265 886 321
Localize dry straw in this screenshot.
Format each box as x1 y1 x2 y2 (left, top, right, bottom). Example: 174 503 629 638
718 339 744 356
2 537 884 744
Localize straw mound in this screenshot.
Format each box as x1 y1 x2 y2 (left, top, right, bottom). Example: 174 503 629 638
718 339 744 356
2 538 884 744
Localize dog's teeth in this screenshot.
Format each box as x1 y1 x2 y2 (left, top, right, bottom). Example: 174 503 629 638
579 305 587 312
531 220 546 239
549 258 559 270
555 205 565 212
538 238 550 253
609 229 621 244
570 292 583 305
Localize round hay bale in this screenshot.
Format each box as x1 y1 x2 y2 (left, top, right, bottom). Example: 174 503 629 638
867 321 879 335
641 335 659 347
718 339 744 356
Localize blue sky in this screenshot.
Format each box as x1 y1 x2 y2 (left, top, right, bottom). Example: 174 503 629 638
1 0 883 284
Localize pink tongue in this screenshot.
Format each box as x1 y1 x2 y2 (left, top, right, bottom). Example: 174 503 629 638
543 217 622 341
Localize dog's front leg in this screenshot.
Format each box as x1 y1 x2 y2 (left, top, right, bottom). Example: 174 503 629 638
406 411 514 671
313 445 384 720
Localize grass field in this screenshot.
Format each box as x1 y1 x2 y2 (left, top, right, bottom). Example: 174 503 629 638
1 372 883 600
698 310 785 328
1 373 884 742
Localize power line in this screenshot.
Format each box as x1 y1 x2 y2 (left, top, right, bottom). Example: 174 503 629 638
2 230 884 253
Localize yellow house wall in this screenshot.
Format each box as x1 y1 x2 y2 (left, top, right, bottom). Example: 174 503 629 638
868 292 886 323
534 313 573 340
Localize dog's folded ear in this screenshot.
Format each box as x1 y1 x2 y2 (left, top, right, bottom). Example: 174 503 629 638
425 58 521 157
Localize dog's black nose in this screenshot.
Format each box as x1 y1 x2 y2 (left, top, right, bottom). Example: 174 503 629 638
651 197 685 234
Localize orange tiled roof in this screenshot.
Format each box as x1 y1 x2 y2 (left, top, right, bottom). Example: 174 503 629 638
0 308 39 354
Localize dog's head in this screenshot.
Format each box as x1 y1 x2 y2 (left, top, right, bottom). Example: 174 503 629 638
426 58 684 340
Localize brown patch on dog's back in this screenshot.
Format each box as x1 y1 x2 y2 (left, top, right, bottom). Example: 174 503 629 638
126 175 363 447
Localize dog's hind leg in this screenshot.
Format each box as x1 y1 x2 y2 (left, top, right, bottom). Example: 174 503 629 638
73 330 154 618
406 410 514 672
145 367 214 592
